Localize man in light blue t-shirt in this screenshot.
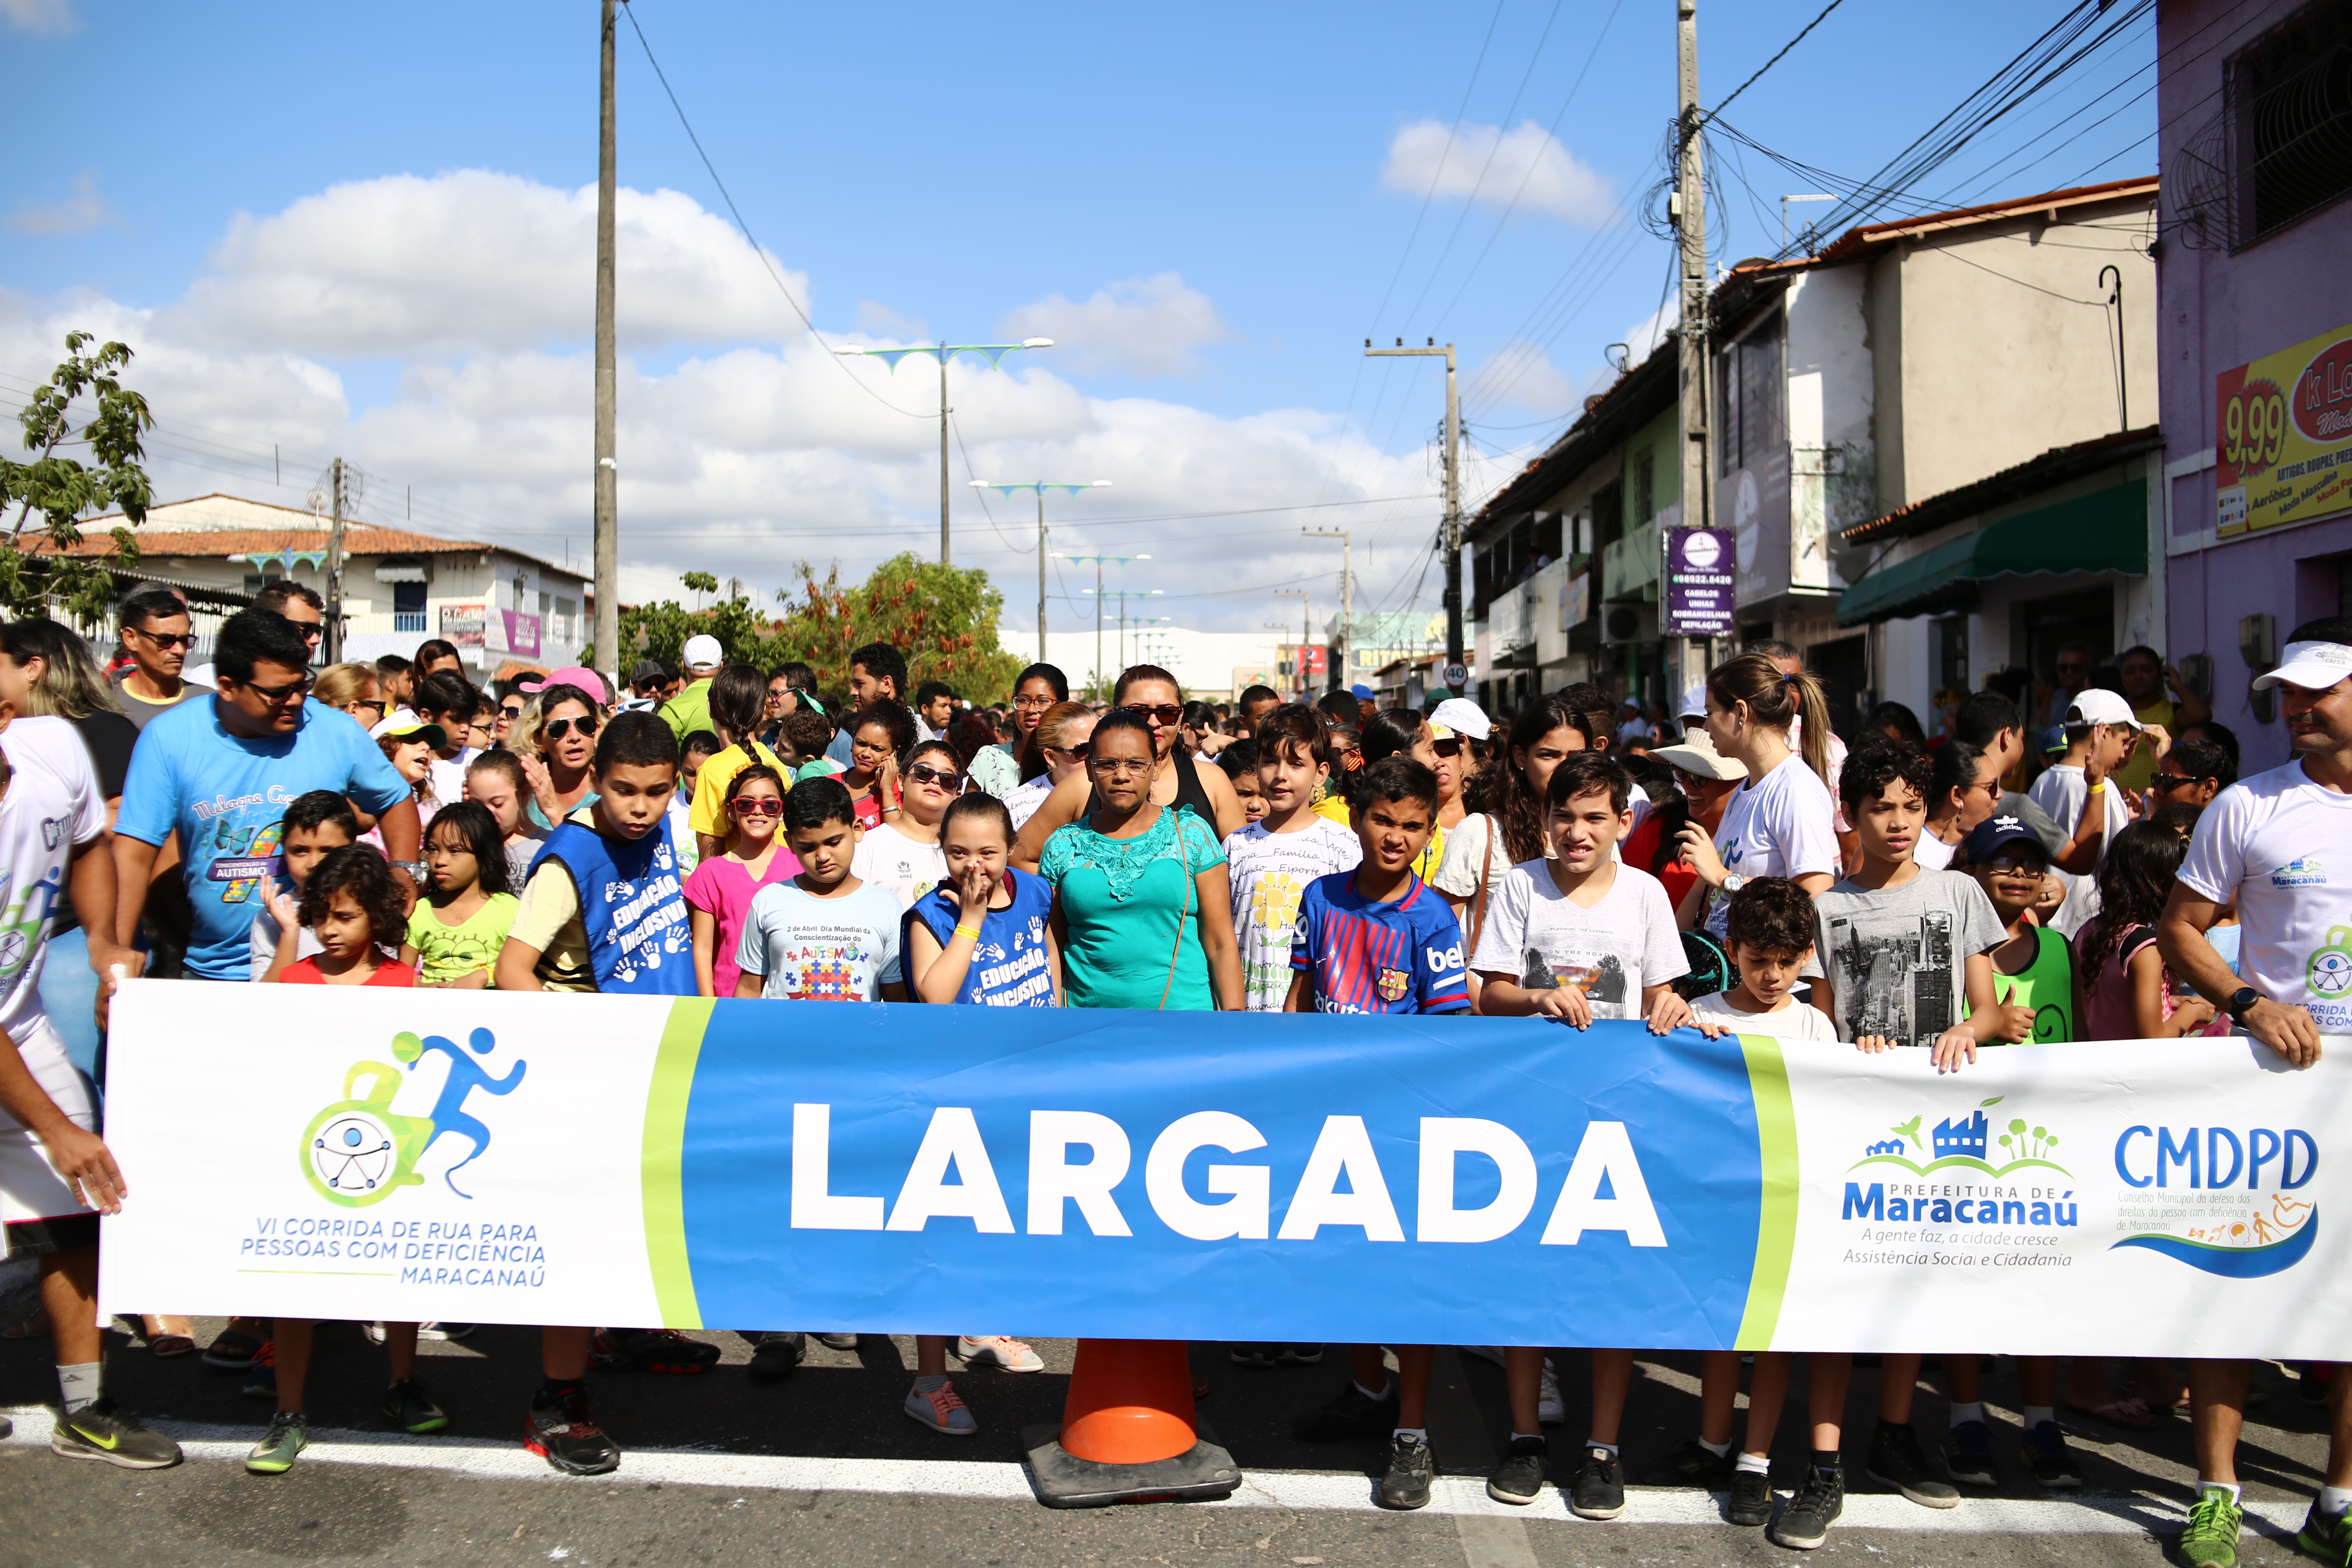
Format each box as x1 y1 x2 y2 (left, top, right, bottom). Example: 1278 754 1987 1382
114 610 417 982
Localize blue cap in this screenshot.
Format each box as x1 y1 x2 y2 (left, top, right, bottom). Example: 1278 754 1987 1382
1349 683 1373 699
1961 813 2047 865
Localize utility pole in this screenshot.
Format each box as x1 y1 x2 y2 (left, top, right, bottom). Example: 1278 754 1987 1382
1276 588 1311 699
969 479 1111 665
592 0 621 685
1364 339 1461 689
838 339 1052 568
1303 527 1351 693
1054 551 1148 698
324 457 347 664
1673 0 1713 693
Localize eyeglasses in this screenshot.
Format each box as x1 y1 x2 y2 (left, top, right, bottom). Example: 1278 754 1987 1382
543 714 601 741
729 797 784 818
1982 854 2047 873
1089 756 1152 776
346 698 386 717
2149 772 2204 793
905 763 964 791
241 673 312 704
1014 694 1058 710
1048 741 1091 761
1430 737 1466 757
500 702 525 718
1122 703 1183 726
131 628 197 649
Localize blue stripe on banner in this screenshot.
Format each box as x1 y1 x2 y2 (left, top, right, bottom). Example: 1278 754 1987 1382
675 1006 1765 1347
2110 1208 2321 1278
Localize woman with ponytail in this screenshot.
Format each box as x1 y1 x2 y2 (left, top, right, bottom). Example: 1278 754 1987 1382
1675 653 1841 940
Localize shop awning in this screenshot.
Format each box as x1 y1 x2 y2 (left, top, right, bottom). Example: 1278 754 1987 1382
1835 479 2146 627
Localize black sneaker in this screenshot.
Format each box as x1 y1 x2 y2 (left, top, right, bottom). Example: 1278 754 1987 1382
748 1332 806 1383
1940 1419 1999 1487
815 1332 858 1351
1378 1432 1435 1510
592 1327 721 1375
1280 1345 1325 1366
1771 1463 1844 1550
1228 1343 1278 1368
2022 1420 2082 1489
1488 1435 1547 1505
382 1377 448 1435
525 1388 620 1476
1657 1435 1735 1486
1570 1443 1624 1519
1292 1379 1399 1442
49 1400 183 1470
1728 1467 1775 1527
1865 1420 1960 1508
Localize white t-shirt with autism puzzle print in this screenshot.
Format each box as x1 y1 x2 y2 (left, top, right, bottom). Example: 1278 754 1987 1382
2178 760 2352 1032
1224 816 1362 1011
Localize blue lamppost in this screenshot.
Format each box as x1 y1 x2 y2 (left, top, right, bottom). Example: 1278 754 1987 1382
834 338 1053 566
1054 552 1151 699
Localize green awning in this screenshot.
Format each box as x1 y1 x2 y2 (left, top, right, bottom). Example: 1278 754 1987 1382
1836 479 2146 627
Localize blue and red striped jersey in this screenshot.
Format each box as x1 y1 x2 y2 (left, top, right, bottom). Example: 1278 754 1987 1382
1292 871 1470 1015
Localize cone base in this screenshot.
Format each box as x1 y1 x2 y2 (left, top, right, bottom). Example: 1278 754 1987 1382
1021 1420 1241 1508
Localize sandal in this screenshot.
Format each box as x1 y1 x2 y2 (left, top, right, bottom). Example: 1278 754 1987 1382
1 1307 51 1340
139 1315 196 1357
201 1327 267 1370
2065 1395 2157 1429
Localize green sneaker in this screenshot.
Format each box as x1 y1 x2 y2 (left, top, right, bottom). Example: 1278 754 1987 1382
2179 1486 2244 1568
383 1378 448 1435
50 1400 182 1469
2297 1501 2352 1566
246 1411 310 1475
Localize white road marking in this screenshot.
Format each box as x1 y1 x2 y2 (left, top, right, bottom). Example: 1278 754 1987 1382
2 1405 2311 1537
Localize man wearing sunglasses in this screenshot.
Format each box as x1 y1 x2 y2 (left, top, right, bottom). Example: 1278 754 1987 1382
112 584 203 734
114 610 421 984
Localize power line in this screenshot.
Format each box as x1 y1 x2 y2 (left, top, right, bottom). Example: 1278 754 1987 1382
1705 0 1851 122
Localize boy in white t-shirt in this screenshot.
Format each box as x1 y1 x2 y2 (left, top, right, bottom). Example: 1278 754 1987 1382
2155 621 2352 1568
1224 706 1361 1014
1468 751 1691 1521
2025 690 2139 937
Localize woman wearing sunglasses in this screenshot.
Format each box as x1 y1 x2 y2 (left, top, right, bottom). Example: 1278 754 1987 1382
313 664 386 733
684 764 800 1000
1011 664 1243 869
1004 701 1096 833
849 738 959 908
514 684 605 831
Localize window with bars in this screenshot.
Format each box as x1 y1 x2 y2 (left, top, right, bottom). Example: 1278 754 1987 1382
2234 0 2352 247
1715 311 1785 477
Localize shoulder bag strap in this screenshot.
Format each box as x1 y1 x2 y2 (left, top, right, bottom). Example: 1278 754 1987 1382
1157 809 1196 1011
1466 813 1499 963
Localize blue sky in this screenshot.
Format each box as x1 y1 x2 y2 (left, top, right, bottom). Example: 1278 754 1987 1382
2 0 2158 630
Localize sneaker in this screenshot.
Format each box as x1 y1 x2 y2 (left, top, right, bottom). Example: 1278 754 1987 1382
1537 1358 1564 1425
2178 1486 2243 1568
1292 1378 1399 1442
2022 1420 2081 1490
1771 1463 1845 1550
418 1322 476 1341
1658 1437 1735 1486
49 1400 182 1469
956 1335 1043 1372
1729 1467 1775 1527
382 1377 448 1435
1940 1419 1999 1487
903 1376 977 1436
2295 1500 2352 1566
815 1332 859 1350
244 1411 308 1475
1281 1345 1325 1366
1488 1435 1547 1505
241 1341 277 1401
524 1387 620 1476
1379 1432 1435 1510
1229 1343 1278 1368
1557 1442 1619 1517
1866 1420 1960 1508
747 1332 805 1383
592 1327 721 1375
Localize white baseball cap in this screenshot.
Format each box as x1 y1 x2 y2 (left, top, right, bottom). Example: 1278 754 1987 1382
682 634 723 671
1677 684 1708 721
2254 640 2352 693
1427 696 1491 740
2065 689 2140 729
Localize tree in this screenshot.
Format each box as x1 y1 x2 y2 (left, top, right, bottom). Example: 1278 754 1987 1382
0 332 154 623
772 553 1022 699
599 570 789 673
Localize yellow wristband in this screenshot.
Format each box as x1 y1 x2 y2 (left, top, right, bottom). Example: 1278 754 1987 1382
2087 781 2106 795
952 923 982 940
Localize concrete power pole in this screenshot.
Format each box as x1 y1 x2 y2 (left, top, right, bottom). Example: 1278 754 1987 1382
324 457 346 664
1303 527 1350 693
1674 0 1713 694
1364 340 1462 690
592 0 621 685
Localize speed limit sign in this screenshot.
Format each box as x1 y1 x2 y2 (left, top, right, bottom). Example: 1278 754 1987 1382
1443 662 1468 687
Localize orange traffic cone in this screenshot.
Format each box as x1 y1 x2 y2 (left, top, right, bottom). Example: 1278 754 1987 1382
1022 1339 1241 1508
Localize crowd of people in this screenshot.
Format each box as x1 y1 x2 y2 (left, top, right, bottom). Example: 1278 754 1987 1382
0 579 2345 1563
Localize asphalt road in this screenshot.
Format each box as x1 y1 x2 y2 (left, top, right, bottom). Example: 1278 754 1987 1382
0 1322 2335 1568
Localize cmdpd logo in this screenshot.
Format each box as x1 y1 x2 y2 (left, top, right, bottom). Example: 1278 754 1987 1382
300 1029 528 1207
2110 1122 2319 1278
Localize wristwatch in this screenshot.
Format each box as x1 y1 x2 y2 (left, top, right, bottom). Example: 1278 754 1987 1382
2225 986 2261 1024
1720 872 1748 895
394 860 427 881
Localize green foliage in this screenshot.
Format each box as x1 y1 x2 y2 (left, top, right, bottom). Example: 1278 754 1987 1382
601 579 790 673
0 331 154 623
771 553 1023 700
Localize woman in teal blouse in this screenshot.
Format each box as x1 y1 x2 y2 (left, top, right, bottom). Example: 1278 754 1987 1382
1039 710 1243 1010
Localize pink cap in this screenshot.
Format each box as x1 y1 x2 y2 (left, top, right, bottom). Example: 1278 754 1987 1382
517 664 609 704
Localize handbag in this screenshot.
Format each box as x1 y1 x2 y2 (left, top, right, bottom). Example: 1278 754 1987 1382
1466 813 1499 964
1156 807 1197 1010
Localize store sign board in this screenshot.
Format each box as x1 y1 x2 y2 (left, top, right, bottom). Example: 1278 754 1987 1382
2216 321 2352 538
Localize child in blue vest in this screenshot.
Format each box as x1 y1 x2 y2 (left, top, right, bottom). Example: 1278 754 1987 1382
492 710 710 1476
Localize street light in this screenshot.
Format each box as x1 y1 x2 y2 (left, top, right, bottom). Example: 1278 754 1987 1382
1083 589 1165 674
970 478 1111 664
1303 526 1351 694
1275 588 1312 699
835 336 1054 566
1054 552 1150 698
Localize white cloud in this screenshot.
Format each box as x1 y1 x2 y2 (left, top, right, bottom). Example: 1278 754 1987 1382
997 273 1232 380
174 170 813 356
8 171 119 236
1466 340 1579 419
1381 119 1613 226
0 0 74 34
